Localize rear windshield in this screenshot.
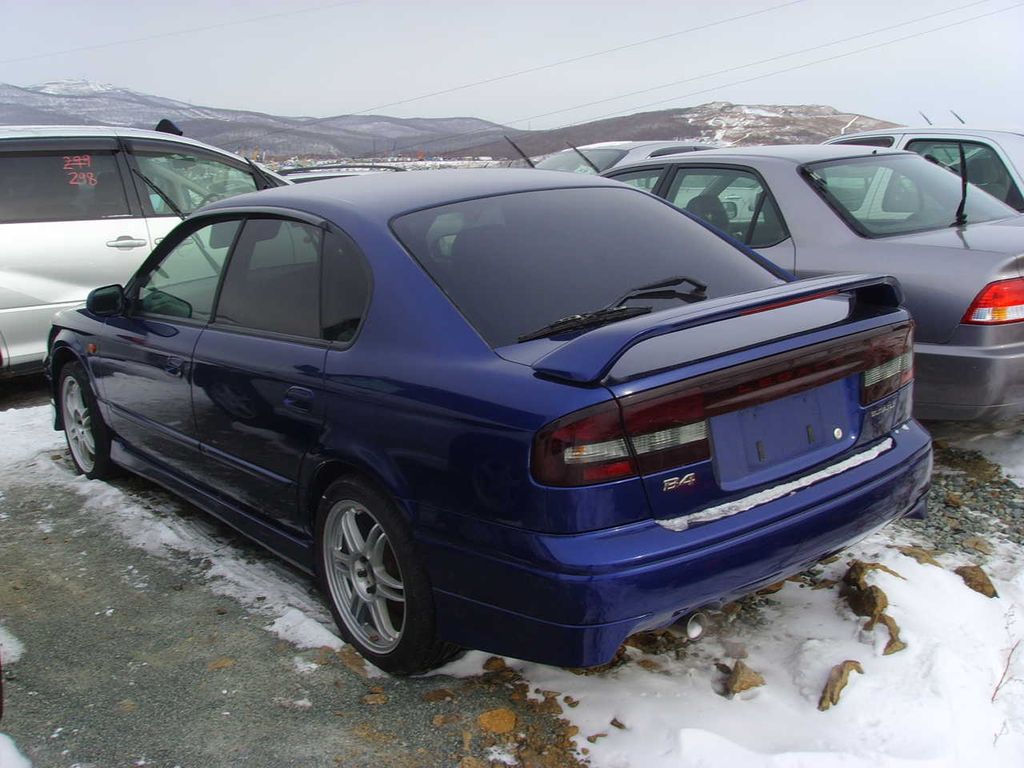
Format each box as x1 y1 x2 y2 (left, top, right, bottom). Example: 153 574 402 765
391 186 784 347
804 154 1016 237
535 148 627 174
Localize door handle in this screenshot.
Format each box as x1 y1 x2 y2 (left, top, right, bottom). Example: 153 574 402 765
106 235 148 249
164 357 185 377
284 386 314 413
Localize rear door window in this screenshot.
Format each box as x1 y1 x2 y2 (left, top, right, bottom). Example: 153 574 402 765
214 218 323 339
905 139 1023 210
136 219 241 322
664 167 789 248
131 145 258 216
0 150 130 223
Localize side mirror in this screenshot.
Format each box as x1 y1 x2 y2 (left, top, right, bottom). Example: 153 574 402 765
86 284 126 317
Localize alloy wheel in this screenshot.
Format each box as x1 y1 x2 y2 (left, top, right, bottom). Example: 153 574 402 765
322 500 405 653
62 376 95 473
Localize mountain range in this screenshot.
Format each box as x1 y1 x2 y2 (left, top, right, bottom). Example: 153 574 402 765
0 80 897 159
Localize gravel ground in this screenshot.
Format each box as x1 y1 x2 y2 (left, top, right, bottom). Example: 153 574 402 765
901 422 1024 557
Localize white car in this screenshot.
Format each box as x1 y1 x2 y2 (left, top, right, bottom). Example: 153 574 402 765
825 127 1024 211
0 125 285 377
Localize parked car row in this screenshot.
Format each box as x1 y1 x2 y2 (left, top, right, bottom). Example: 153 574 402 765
10 120 1018 675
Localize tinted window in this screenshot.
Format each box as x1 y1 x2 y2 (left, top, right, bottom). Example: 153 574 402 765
830 136 895 148
391 187 783 347
215 219 322 338
137 219 240 321
608 168 663 192
905 139 1024 210
0 151 130 223
664 167 788 248
134 148 257 216
535 148 627 174
805 154 1017 237
321 230 371 343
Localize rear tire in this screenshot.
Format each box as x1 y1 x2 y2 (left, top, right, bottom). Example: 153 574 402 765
58 361 117 479
315 477 460 675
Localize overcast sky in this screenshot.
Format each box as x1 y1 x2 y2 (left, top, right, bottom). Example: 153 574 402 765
3 0 1022 129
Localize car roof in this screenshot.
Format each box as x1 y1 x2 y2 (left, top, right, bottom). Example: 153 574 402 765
0 124 245 158
835 126 1024 140
200 168 627 222
612 143 911 167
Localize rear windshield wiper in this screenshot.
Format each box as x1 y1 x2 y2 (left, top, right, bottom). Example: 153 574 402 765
517 305 652 343
600 275 708 312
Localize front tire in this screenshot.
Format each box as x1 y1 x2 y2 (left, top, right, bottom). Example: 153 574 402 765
315 477 459 675
59 361 117 479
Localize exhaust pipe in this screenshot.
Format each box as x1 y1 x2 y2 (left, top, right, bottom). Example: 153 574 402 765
685 611 708 641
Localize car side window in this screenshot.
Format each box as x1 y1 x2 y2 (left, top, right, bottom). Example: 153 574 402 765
133 148 258 216
607 168 664 192
905 139 1024 210
0 150 130 224
215 218 323 339
665 168 788 249
136 219 241 321
321 230 371 343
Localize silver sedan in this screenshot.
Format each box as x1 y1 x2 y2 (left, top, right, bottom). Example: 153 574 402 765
605 144 1024 422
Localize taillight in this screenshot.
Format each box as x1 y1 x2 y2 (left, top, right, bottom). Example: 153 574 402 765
962 278 1024 324
531 401 635 486
860 326 914 405
531 390 710 487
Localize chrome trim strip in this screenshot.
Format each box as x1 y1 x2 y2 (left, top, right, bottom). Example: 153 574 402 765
656 437 895 532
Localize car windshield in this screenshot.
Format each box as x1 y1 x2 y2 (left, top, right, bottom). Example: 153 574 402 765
535 148 628 174
804 154 1016 237
391 187 784 347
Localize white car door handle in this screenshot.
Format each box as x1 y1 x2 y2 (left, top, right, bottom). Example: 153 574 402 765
106 236 148 249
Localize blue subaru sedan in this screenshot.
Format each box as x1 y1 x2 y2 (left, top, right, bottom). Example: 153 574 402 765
46 170 932 674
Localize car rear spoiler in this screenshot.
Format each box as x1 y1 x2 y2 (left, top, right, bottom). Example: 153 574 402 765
530 274 903 384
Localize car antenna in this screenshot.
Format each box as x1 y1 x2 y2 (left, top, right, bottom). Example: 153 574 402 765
504 135 535 168
154 118 184 136
950 109 966 124
566 142 601 173
953 141 969 228
918 111 933 126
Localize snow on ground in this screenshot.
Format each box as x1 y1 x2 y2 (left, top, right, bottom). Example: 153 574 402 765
3 405 1024 766
0 620 31 768
945 424 1024 488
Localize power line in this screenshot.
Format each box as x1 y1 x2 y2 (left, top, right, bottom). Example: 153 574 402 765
0 1 361 65
239 0 810 144
495 0 995 127
375 0 1021 158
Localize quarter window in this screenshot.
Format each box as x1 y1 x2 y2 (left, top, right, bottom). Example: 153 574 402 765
905 139 1023 210
608 168 663 192
321 230 371 343
665 168 788 248
0 151 130 223
136 219 240 321
133 148 258 216
215 219 323 339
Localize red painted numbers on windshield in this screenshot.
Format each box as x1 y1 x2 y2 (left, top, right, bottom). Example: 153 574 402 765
63 155 98 186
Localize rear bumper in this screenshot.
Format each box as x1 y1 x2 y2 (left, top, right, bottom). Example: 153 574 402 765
914 339 1024 422
419 421 932 667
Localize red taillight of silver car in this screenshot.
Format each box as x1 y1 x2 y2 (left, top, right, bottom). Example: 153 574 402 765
532 323 915 487
962 278 1024 324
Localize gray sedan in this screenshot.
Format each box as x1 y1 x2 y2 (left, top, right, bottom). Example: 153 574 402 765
604 145 1024 422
